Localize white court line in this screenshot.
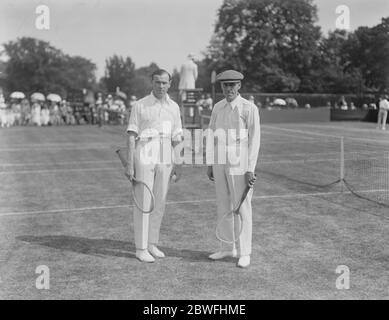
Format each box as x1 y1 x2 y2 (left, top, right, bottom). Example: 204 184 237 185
264 125 389 145
0 167 118 174
0 142 106 147
297 123 389 134
0 146 111 152
0 160 117 167
1 156 389 174
262 130 318 141
0 189 387 218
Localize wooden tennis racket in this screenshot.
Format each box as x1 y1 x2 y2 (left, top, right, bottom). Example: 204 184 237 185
215 184 252 244
116 149 155 214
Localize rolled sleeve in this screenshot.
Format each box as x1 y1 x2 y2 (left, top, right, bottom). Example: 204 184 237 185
205 105 219 165
171 104 183 141
247 105 260 172
127 102 139 135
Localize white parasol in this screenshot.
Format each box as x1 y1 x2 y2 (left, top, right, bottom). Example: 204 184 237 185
46 93 62 102
10 91 25 99
273 98 287 106
31 92 45 101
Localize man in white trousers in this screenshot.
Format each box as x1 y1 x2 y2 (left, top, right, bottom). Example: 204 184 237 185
126 69 183 263
377 95 389 130
206 70 260 268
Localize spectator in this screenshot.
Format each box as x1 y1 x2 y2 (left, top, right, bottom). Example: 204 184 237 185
114 97 126 125
195 94 205 113
66 103 76 125
304 103 311 109
377 95 389 130
362 103 368 110
96 93 104 127
204 93 213 110
59 100 68 124
11 99 21 125
49 101 61 125
0 93 7 127
41 104 50 126
350 102 356 110
286 97 298 108
264 97 272 109
338 96 348 110
21 98 31 125
31 99 42 126
105 94 113 123
369 103 377 110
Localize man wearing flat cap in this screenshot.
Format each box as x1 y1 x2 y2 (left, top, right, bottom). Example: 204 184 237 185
206 70 260 268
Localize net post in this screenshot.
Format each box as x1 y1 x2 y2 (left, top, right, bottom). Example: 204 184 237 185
340 136 345 192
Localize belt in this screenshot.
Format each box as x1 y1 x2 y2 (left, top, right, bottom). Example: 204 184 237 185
136 135 172 142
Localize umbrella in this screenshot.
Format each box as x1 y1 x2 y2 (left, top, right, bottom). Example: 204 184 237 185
273 98 286 106
31 92 45 101
115 91 127 100
46 93 62 102
10 91 25 99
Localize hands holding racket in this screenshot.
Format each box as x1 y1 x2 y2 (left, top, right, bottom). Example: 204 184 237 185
170 164 182 183
116 149 155 214
245 172 256 188
125 161 135 182
207 166 257 188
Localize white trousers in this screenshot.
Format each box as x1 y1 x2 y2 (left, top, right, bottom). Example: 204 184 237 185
213 164 253 256
133 139 173 249
377 109 388 128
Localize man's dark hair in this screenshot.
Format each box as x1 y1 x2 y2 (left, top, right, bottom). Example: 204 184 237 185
151 69 171 81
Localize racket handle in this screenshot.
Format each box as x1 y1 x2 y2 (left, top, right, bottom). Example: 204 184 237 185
234 185 252 213
116 149 128 168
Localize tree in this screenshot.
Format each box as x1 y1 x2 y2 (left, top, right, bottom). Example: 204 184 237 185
102 55 135 95
129 62 159 98
2 37 96 97
345 17 389 92
204 0 322 92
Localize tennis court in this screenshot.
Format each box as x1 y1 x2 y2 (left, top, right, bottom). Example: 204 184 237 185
0 121 388 299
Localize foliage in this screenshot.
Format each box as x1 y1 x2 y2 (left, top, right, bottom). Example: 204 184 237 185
2 37 96 97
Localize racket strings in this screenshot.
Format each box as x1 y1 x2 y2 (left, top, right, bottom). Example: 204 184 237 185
131 178 155 214
215 207 244 244
215 185 251 244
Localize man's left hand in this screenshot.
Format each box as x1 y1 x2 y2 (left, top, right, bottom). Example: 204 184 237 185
245 171 256 188
171 164 182 183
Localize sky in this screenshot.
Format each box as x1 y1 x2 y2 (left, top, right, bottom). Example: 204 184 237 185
0 0 388 78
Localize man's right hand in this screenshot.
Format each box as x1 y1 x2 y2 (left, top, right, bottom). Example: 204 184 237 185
125 163 135 182
207 166 214 182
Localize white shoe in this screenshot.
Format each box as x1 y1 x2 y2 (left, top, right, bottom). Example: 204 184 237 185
148 245 165 258
135 249 155 263
209 249 237 260
237 255 250 268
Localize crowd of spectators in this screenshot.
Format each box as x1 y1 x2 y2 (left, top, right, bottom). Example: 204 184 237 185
0 91 136 128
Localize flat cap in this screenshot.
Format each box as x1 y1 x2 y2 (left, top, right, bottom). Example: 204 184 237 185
216 70 244 82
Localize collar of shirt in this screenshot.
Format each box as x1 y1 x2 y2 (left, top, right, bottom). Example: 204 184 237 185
150 91 171 105
224 94 242 110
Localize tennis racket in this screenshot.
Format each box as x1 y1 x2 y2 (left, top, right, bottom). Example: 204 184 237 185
116 149 155 214
215 184 252 244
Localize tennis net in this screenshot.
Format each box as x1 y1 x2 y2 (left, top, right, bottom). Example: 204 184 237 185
257 135 389 207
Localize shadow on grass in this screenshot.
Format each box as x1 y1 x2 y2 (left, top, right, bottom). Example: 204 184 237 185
17 235 213 262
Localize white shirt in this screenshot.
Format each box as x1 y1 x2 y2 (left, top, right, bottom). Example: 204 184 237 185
127 92 182 141
178 59 198 90
379 99 389 111
207 95 260 172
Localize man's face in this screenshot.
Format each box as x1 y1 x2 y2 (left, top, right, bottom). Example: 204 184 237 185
221 81 241 102
152 74 171 99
